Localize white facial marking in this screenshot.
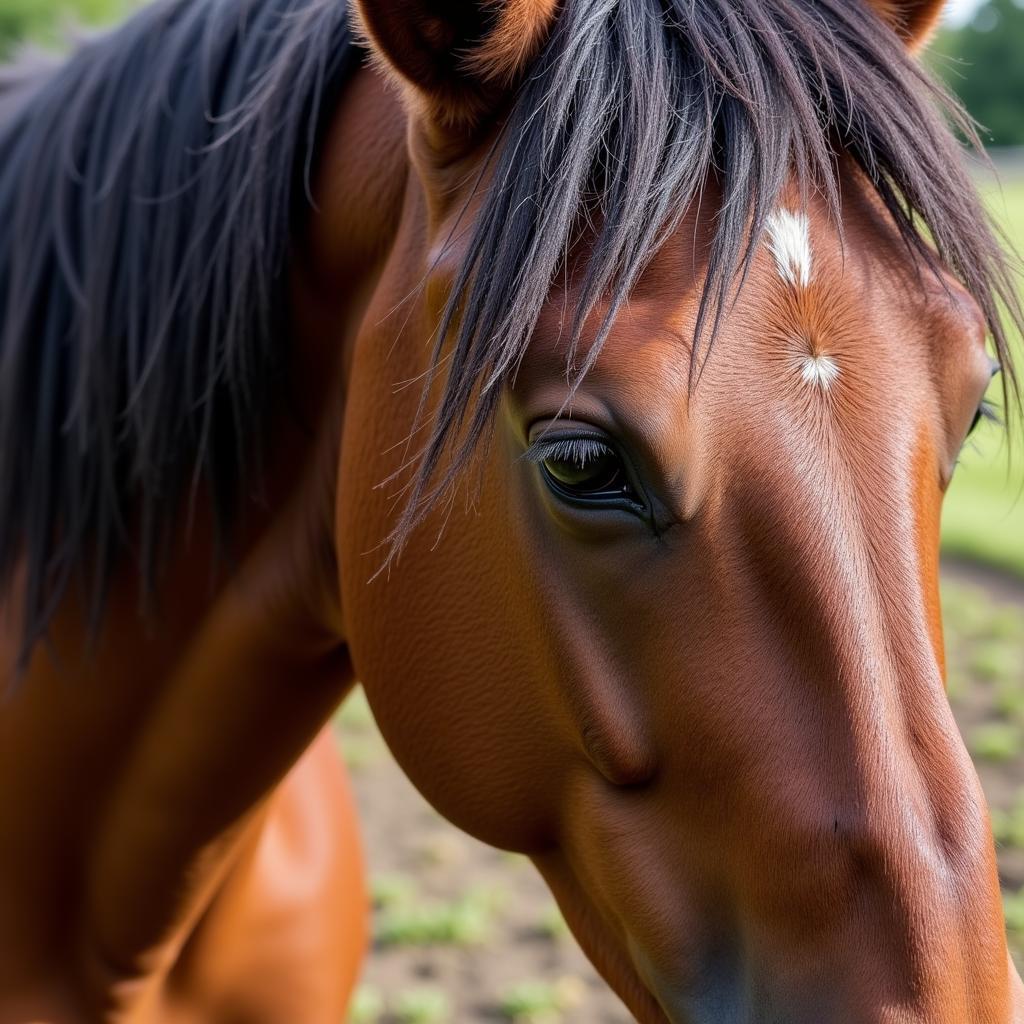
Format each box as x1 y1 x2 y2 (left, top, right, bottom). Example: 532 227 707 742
765 209 813 289
799 353 840 390
765 208 836 390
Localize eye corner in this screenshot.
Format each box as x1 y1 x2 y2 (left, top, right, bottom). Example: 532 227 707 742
966 397 1001 441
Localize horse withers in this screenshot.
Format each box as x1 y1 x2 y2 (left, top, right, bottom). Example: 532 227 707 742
0 0 1021 1021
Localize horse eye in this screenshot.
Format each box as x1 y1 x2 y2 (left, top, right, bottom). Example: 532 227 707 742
532 436 638 505
966 399 998 439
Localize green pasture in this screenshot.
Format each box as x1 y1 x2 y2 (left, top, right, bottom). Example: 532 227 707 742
942 173 1024 577
0 0 138 54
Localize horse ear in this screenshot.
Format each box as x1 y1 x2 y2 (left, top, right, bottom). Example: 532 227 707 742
866 0 947 50
353 0 559 121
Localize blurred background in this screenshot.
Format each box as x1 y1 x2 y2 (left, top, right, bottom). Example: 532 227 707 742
1 2 1022 1021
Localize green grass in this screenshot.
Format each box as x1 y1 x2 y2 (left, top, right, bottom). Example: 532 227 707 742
992 795 1024 850
375 886 495 947
499 981 565 1024
969 721 1022 762
498 978 584 1024
1005 888 1024 950
348 986 385 1024
0 0 141 55
393 989 450 1024
941 174 1024 577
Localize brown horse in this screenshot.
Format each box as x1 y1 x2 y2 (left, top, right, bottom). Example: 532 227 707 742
1 0 1022 1020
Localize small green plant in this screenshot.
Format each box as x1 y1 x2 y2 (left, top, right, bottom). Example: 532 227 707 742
970 642 1022 685
376 887 494 947
499 981 564 1023
970 722 1022 762
499 977 584 1024
393 987 449 1024
370 873 417 910
349 985 384 1024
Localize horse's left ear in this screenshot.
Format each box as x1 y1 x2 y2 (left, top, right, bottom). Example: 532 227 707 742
353 0 559 123
865 0 947 51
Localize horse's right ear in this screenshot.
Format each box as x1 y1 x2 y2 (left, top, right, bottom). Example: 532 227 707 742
353 0 559 123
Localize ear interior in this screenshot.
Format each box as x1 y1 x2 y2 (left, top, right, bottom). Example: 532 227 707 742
870 0 947 50
354 0 558 115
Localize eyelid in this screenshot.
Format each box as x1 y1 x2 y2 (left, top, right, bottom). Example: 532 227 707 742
521 432 614 464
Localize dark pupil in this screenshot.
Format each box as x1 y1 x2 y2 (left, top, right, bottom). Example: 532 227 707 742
543 450 623 493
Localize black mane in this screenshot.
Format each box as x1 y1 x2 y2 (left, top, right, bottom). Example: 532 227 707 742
0 0 357 654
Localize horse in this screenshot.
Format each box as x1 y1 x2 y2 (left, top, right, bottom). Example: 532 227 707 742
0 0 1021 1019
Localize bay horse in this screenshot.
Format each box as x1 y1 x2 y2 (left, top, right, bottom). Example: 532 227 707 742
1 0 1022 1020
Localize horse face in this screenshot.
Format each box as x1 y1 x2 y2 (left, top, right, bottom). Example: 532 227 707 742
343 185 1017 1023
493 189 1011 1021
341 0 1021 1019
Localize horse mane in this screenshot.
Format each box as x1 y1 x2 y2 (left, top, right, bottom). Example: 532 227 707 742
391 0 1022 558
0 0 357 654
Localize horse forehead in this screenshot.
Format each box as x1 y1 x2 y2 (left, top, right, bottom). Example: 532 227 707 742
527 185 981 404
637 197 975 363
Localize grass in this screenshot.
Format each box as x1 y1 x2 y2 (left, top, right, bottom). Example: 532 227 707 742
349 986 385 1024
375 885 495 947
499 981 565 1024
941 571 1024 966
992 795 1024 849
941 173 1024 577
0 0 141 55
393 989 450 1024
499 978 585 1024
969 721 1022 762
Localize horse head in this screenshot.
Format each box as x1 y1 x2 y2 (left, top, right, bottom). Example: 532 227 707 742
338 0 1022 1020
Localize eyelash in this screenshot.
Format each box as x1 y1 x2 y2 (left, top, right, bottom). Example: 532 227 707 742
523 435 613 465
970 399 1000 435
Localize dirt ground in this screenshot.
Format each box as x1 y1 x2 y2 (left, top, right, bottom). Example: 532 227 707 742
336 559 1024 1024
